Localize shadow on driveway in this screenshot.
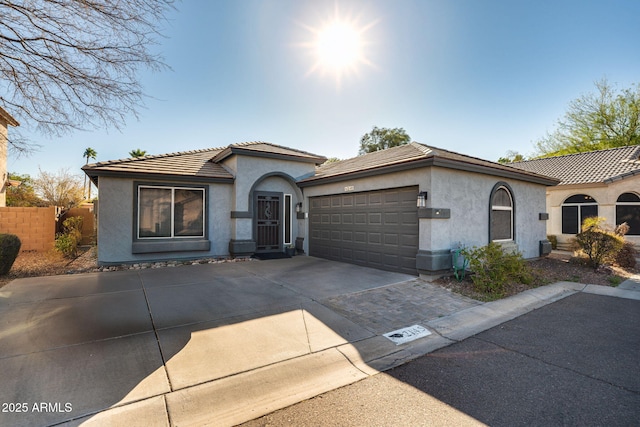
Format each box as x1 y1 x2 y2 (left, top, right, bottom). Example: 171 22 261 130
1 256 451 426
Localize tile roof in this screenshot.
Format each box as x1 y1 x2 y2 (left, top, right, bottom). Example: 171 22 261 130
510 145 640 185
300 142 558 186
83 147 234 181
82 141 326 182
212 141 327 163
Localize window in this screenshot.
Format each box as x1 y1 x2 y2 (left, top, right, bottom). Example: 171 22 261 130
561 194 597 234
138 185 205 239
616 192 640 236
490 185 513 242
284 194 292 245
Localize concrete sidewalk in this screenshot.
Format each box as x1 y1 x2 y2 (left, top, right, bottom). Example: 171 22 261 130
0 257 638 427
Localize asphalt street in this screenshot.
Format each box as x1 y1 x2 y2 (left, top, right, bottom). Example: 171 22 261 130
241 292 640 427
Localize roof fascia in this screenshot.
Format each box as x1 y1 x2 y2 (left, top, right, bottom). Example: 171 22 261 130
82 169 235 185
214 146 326 165
0 107 19 127
430 157 560 186
603 169 640 184
298 158 433 187
300 156 559 187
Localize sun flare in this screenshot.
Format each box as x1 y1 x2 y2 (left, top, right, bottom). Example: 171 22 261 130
299 8 377 86
315 21 363 73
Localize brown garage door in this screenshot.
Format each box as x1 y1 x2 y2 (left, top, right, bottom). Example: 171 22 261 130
309 186 419 274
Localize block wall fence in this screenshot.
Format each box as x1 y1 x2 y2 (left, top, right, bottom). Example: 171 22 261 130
0 206 95 251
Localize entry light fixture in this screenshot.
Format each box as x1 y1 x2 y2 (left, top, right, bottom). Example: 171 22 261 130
295 202 303 213
417 191 428 208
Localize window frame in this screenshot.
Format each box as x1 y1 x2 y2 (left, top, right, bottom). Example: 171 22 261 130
616 192 640 236
135 183 207 241
561 194 598 234
284 193 293 245
489 182 515 243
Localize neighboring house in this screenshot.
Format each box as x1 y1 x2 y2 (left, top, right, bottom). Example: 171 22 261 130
0 107 20 207
83 141 558 275
512 145 640 250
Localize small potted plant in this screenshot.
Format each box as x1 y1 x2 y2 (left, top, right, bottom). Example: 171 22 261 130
285 244 296 257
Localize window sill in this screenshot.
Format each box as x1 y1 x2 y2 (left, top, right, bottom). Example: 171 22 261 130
132 239 211 254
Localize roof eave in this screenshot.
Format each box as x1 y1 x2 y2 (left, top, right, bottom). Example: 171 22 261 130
0 106 19 127
82 168 235 185
213 146 326 165
300 156 560 187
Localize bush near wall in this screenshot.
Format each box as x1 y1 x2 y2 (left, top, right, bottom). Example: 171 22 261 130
0 234 21 275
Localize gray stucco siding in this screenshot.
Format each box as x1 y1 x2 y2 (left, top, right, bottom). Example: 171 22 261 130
302 166 548 261
96 177 233 265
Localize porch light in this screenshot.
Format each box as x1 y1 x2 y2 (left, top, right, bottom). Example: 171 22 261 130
295 202 303 213
417 191 428 208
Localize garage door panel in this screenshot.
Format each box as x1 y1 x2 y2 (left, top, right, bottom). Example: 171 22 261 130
384 212 399 225
309 187 418 274
368 213 382 225
354 231 367 243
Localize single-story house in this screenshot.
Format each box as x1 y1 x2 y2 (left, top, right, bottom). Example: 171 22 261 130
511 145 640 250
83 141 559 275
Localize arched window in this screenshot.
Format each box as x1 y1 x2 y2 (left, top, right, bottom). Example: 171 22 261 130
562 194 598 234
616 192 640 236
490 185 514 242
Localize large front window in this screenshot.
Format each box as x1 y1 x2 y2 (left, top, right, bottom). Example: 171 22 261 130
561 194 597 234
138 185 205 239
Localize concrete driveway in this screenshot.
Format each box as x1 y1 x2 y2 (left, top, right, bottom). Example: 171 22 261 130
2 256 637 427
0 256 423 426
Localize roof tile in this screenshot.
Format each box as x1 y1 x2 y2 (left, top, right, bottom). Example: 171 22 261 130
511 145 640 185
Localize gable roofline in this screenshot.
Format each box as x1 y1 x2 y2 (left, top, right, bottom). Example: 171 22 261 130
82 147 234 185
299 142 559 187
211 141 327 165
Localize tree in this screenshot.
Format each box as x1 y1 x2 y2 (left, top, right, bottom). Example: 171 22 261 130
359 126 411 155
6 173 46 207
33 168 85 208
129 149 147 158
83 147 97 199
322 157 341 164
535 79 640 158
497 150 525 164
0 0 175 153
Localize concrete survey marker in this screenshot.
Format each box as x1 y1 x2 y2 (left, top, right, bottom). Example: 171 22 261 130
383 324 431 345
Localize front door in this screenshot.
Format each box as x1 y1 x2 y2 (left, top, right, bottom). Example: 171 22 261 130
255 192 282 253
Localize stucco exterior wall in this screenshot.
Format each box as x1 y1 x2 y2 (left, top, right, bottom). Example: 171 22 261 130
546 177 640 248
301 166 549 260
96 177 233 264
429 167 548 259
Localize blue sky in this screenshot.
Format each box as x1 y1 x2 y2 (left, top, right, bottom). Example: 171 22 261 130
8 0 640 180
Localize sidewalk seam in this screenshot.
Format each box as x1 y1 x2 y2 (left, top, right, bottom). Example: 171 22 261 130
138 271 174 392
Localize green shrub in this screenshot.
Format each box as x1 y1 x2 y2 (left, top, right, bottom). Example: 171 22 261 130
614 241 637 269
547 235 558 250
573 217 623 270
461 242 533 298
55 216 83 258
0 234 22 275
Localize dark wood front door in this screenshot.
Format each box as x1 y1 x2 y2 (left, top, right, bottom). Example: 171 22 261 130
255 192 282 252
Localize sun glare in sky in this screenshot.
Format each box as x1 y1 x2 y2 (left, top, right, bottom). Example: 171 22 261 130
300 7 377 86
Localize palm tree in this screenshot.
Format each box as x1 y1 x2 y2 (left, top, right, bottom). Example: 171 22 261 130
83 147 97 199
129 148 147 158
